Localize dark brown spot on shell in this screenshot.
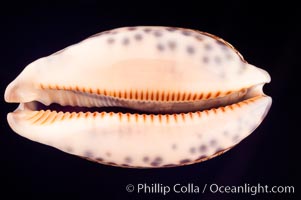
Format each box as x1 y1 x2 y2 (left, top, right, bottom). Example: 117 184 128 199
195 35 204 41
103 31 111 35
166 27 177 32
157 43 164 51
180 159 191 164
122 38 130 45
127 27 137 31
107 162 117 166
168 41 176 50
203 56 209 63
189 147 196 154
182 30 191 36
154 157 163 162
199 145 207 152
96 157 103 162
150 162 160 167
205 44 212 51
150 157 163 167
107 38 115 44
134 34 142 41
187 46 195 54
210 139 217 146
143 156 150 163
125 157 132 163
143 28 152 33
162 164 177 167
214 56 222 64
216 40 226 47
153 31 162 37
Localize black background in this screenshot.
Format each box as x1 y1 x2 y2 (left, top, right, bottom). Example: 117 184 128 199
0 1 298 199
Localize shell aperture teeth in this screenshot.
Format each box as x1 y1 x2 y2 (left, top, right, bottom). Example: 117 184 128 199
5 26 272 168
15 84 259 115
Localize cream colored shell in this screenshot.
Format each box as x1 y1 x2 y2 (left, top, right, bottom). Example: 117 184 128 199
5 26 272 168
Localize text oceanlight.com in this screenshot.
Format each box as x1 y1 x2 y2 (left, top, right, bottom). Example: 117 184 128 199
125 183 294 195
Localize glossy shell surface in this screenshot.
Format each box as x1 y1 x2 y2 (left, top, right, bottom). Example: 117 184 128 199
5 26 272 168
